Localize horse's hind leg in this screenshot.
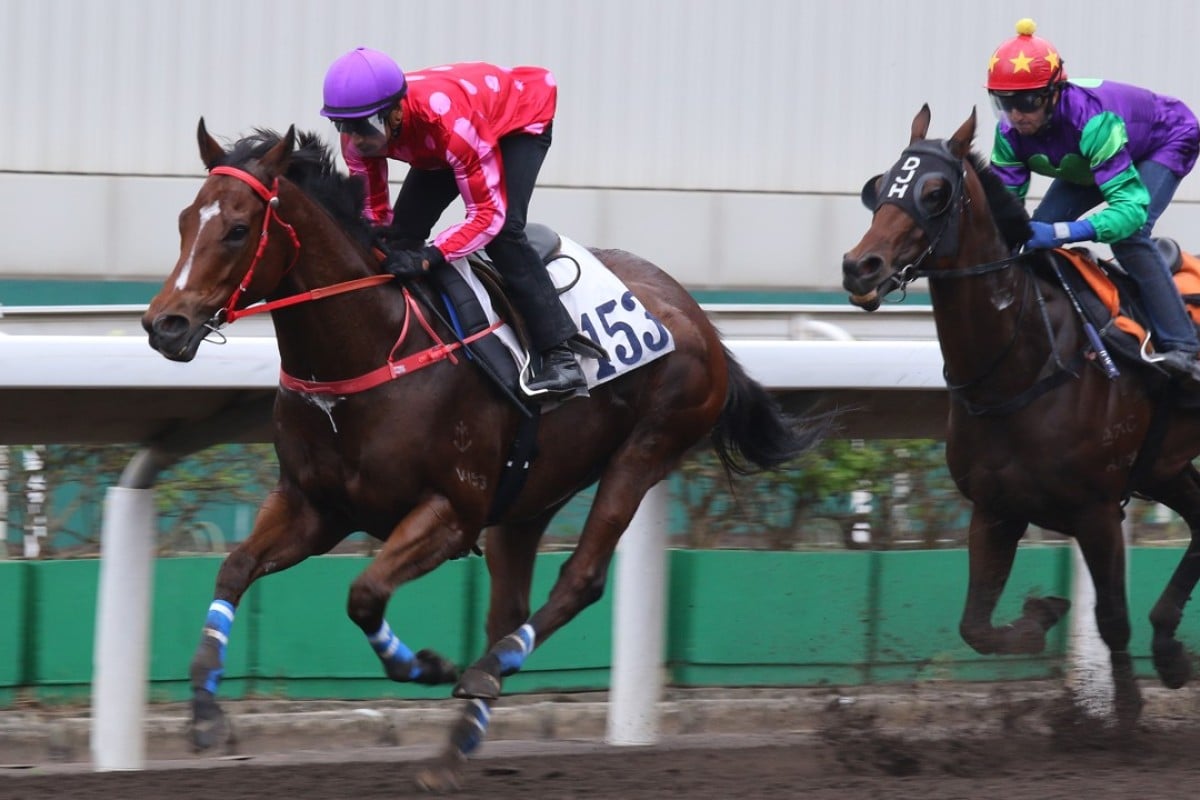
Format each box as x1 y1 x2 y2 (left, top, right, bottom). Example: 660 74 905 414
454 450 671 701
1143 465 1200 690
958 509 1068 655
190 488 340 751
416 517 548 793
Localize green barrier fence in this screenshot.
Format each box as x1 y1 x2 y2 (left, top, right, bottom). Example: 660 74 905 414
3 546 1192 706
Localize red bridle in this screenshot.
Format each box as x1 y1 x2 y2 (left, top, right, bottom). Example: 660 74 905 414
207 165 391 324
205 165 503 396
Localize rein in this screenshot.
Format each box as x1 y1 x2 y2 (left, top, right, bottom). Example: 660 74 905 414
278 287 505 395
210 164 499 396
207 165 391 322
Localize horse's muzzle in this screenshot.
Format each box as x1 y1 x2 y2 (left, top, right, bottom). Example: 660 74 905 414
143 313 207 362
842 253 887 312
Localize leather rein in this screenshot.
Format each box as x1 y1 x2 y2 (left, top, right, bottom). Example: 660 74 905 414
205 165 501 395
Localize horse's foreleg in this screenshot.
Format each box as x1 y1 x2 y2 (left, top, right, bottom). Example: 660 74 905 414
1072 506 1141 728
958 510 1061 655
190 488 335 751
1144 466 1200 690
347 494 469 686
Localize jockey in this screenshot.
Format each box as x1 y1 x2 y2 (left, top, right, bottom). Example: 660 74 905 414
986 19 1200 383
320 47 587 399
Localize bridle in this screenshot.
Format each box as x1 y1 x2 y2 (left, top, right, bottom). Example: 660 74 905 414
202 164 504 398
865 140 1024 299
204 165 390 329
866 142 1080 414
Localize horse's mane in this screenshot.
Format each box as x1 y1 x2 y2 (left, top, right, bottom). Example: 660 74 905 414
968 150 1032 251
219 129 375 249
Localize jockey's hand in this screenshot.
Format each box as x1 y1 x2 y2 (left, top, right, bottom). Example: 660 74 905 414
1025 220 1095 250
381 245 446 279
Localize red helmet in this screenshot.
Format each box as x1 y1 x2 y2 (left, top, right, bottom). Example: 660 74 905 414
986 18 1067 92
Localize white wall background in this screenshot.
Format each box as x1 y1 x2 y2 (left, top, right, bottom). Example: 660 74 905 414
2 0 1198 288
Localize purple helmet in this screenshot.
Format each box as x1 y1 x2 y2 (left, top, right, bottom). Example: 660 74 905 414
320 47 407 119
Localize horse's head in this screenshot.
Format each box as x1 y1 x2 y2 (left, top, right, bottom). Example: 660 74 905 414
142 118 298 361
842 105 988 311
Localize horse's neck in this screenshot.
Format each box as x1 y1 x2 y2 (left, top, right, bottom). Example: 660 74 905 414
269 191 414 380
930 230 1050 387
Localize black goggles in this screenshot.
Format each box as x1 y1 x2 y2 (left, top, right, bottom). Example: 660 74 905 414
991 91 1051 113
331 116 388 137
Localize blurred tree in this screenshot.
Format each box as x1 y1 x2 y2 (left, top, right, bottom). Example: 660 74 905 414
675 438 971 550
3 443 278 557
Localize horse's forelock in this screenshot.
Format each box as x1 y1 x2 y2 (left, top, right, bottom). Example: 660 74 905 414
968 151 1032 251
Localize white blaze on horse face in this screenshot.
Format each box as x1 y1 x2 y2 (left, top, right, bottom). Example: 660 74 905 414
886 156 921 199
175 201 222 290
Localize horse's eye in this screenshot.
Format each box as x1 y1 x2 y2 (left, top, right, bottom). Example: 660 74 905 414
923 186 950 215
225 224 250 243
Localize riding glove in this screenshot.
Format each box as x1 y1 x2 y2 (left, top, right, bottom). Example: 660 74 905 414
1026 219 1095 250
381 244 446 279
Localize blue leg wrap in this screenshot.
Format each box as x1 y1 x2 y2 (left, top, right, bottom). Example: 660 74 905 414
453 699 492 756
496 623 536 676
202 600 235 694
369 621 420 680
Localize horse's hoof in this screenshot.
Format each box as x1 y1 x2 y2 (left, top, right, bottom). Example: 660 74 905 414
1153 639 1193 689
453 667 501 700
415 649 460 685
189 696 232 752
1113 687 1144 732
414 752 466 793
1023 595 1071 630
1005 617 1048 654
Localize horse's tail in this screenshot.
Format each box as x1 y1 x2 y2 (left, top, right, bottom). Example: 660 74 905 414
710 345 833 476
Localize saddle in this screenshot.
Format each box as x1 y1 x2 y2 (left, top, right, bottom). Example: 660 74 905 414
461 224 608 362
1051 239 1200 382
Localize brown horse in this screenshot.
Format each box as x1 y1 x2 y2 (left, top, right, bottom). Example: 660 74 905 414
143 120 828 789
842 105 1200 730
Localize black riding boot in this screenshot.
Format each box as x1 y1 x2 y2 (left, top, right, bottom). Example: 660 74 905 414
525 344 586 397
1154 349 1200 385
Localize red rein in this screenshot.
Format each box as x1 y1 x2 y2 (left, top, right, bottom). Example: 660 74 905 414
207 165 502 395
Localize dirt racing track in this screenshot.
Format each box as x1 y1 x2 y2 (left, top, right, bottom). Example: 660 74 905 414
5 680 1200 799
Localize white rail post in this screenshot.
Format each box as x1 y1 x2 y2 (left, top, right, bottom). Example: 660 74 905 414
91 486 158 770
606 481 668 745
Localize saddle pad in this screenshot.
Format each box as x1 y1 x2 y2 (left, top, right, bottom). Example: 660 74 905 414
546 236 676 387
1177 250 1200 325
449 235 675 390
1058 248 1148 344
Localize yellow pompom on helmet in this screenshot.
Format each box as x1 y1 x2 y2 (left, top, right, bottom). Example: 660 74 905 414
986 18 1067 92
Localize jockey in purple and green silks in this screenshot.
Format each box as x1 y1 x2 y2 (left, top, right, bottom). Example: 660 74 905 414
986 18 1200 385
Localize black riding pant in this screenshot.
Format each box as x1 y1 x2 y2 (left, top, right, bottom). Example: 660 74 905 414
389 126 576 351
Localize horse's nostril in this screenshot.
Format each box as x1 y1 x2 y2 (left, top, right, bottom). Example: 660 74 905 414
860 254 884 275
152 315 190 338
843 254 883 279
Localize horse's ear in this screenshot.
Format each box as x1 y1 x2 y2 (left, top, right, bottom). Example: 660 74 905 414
909 103 931 144
947 107 978 159
259 125 296 179
860 174 882 210
197 117 225 170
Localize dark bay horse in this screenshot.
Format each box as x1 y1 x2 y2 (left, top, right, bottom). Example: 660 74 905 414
842 105 1200 730
143 120 828 789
